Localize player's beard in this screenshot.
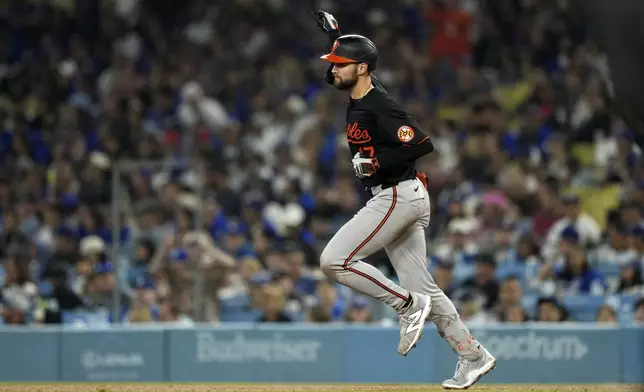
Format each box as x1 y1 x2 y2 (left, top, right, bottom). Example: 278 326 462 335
333 73 358 90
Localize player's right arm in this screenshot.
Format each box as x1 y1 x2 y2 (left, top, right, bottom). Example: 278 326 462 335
311 10 342 85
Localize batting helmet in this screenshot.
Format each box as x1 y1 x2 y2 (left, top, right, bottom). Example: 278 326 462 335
320 34 378 70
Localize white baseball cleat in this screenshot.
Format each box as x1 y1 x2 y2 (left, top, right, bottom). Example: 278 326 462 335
397 292 432 356
442 347 496 390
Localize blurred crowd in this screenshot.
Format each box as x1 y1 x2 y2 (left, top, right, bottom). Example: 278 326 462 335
0 0 643 327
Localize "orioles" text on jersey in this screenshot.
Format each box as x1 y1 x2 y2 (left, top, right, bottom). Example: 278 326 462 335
345 86 434 187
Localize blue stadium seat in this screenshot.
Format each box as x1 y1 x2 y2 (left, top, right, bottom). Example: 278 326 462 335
219 310 262 322
452 264 475 284
562 295 605 322
619 310 633 325
521 294 539 318
619 295 641 312
572 311 598 322
62 310 110 327
38 281 54 297
595 263 622 277
496 264 526 280
219 294 251 314
288 311 306 322
0 265 6 286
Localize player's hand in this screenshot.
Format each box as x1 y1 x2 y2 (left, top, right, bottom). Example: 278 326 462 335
352 152 380 178
310 10 341 38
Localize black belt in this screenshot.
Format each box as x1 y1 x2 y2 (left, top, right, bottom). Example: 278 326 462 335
364 181 399 198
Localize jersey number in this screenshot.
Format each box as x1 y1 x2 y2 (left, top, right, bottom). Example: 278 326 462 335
359 146 375 157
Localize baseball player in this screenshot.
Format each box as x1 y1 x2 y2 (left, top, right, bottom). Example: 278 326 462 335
311 11 496 389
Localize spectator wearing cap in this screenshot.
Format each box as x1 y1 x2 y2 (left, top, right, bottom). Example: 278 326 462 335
177 81 231 136
222 220 256 259
541 193 601 263
554 226 606 296
76 151 111 206
162 247 192 302
435 218 480 265
125 273 159 324
84 261 130 317
71 235 107 295
343 296 373 323
460 253 500 310
591 211 638 266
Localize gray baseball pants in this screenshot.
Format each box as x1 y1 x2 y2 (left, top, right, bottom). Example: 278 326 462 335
320 178 483 360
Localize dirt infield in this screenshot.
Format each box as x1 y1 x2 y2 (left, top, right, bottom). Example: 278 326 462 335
0 384 641 392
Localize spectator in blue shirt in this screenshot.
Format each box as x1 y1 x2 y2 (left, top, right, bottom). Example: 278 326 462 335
223 220 256 259
343 296 374 323
556 226 607 296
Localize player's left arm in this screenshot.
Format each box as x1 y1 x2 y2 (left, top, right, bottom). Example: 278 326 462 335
373 99 434 169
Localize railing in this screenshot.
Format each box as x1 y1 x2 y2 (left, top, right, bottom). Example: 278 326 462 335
0 324 642 383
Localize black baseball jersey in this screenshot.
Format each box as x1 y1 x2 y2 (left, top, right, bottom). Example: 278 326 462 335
345 84 434 187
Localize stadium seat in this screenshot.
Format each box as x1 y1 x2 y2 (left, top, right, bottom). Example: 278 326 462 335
219 294 251 314
573 311 599 322
219 310 262 322
452 264 475 284
62 310 110 327
521 294 539 318
289 311 306 322
595 263 622 277
496 264 526 280
562 295 605 322
38 281 54 297
619 295 641 312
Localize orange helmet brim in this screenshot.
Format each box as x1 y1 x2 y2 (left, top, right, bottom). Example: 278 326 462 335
320 53 357 64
